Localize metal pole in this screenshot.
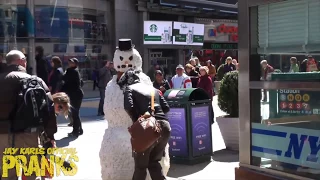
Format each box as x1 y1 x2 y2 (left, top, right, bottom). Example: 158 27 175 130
27 0 36 75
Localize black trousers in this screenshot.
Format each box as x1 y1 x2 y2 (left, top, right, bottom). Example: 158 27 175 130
93 80 98 90
69 92 83 133
98 88 105 115
132 120 171 180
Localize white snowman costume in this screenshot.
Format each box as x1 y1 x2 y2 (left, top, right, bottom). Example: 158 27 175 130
99 40 170 180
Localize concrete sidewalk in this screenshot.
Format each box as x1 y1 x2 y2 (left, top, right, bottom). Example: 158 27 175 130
53 96 238 180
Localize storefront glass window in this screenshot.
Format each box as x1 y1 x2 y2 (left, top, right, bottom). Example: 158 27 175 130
0 1 112 83
251 86 320 179
0 1 28 54
34 1 112 81
250 9 320 180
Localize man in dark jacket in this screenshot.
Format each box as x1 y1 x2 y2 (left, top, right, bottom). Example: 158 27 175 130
35 46 49 84
0 50 57 179
118 68 171 180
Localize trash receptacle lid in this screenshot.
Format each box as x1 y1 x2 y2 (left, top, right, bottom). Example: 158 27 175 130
164 88 210 102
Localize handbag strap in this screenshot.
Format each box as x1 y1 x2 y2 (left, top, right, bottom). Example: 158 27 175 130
151 90 155 113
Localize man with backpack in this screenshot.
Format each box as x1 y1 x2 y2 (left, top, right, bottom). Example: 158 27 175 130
0 50 57 179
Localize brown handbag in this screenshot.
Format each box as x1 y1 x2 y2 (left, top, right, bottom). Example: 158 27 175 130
128 90 162 153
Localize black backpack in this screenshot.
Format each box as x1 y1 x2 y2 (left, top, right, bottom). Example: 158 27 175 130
10 76 51 132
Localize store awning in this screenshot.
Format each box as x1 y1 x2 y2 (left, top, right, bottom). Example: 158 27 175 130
160 0 238 12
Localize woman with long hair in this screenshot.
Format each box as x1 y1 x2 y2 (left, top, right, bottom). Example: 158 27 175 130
48 56 64 93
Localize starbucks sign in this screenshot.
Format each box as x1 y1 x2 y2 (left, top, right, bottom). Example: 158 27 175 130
149 24 158 33
144 21 173 45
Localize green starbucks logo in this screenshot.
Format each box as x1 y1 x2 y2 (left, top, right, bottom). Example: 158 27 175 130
149 24 158 33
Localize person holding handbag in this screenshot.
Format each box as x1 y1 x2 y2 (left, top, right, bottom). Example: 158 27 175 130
118 68 171 180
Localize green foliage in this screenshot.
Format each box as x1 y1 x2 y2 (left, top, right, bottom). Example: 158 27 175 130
218 71 239 117
216 64 225 81
274 69 282 73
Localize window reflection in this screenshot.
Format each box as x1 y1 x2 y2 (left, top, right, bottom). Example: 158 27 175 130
0 6 28 38
252 87 320 179
261 55 320 73
0 2 112 82
34 6 109 42
251 54 320 179
35 7 69 39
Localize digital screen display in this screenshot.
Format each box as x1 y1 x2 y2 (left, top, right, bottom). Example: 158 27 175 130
53 44 67 53
161 0 237 5
203 43 238 50
74 45 87 53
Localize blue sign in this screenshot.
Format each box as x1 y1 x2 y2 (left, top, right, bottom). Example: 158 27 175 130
36 7 69 40
167 108 188 157
191 106 212 156
252 123 320 169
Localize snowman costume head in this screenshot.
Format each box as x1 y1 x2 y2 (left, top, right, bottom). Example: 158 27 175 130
113 39 143 72
113 39 152 85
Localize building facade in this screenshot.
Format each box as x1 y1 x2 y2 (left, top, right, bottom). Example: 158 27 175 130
0 0 143 97
237 0 320 179
0 0 238 96
195 18 238 67
137 0 237 77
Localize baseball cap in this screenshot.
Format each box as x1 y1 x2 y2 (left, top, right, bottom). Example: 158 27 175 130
155 70 163 75
307 55 313 58
6 50 26 60
68 57 79 63
176 64 184 70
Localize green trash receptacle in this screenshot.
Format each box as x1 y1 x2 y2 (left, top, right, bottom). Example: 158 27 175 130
163 88 213 165
269 72 320 118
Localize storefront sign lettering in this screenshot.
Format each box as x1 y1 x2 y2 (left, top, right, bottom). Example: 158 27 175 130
208 24 238 42
284 133 320 162
252 123 320 168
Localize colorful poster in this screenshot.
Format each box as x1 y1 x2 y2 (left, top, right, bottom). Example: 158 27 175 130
191 106 212 156
143 21 173 45
173 22 204 46
167 108 188 157
278 89 320 116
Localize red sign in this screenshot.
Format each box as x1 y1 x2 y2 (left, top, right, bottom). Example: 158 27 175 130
296 102 302 110
288 103 294 109
280 102 287 109
208 24 238 42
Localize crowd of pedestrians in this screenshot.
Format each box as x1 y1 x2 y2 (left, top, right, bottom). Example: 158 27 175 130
260 55 318 102
145 56 239 100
